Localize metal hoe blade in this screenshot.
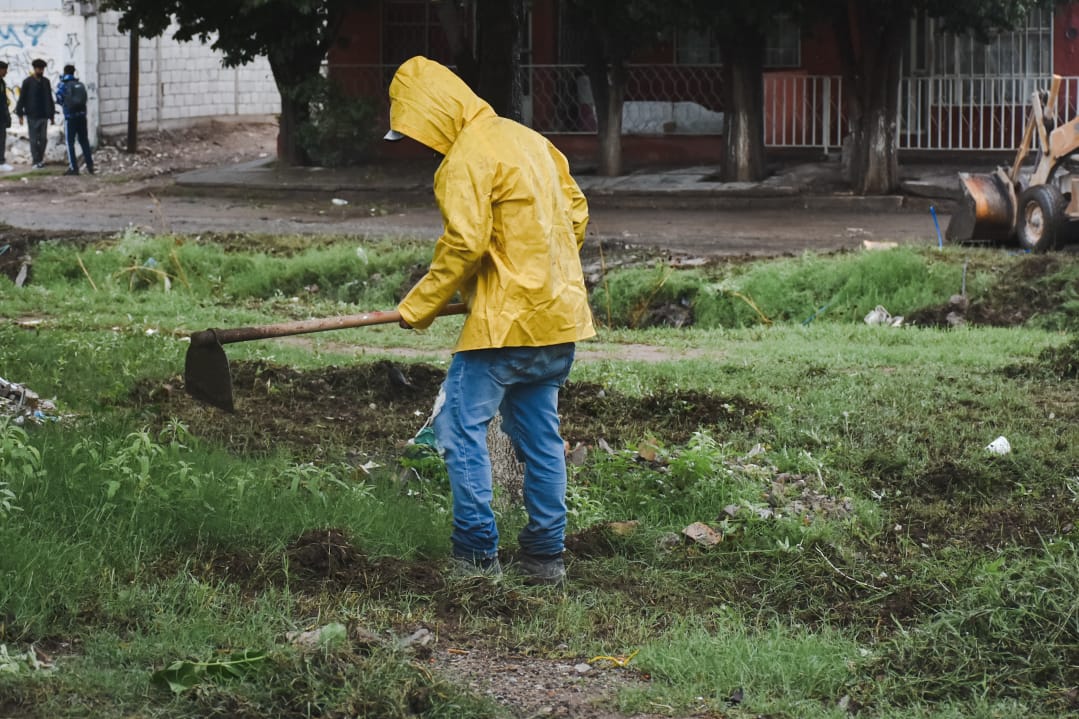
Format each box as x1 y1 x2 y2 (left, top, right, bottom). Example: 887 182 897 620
180 303 466 412
184 330 235 412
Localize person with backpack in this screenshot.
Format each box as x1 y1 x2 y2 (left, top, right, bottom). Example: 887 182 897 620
14 58 54 169
56 64 94 175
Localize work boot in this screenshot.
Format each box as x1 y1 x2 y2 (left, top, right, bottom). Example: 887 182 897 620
64 168 79 176
515 553 566 586
449 554 502 579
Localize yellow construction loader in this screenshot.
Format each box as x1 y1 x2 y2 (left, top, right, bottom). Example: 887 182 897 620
946 75 1079 252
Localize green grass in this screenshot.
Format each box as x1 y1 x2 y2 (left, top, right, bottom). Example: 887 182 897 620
623 615 858 716
592 245 1079 331
1 236 1077 717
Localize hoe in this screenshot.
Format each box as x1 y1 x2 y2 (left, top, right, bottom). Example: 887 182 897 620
184 304 466 412
947 75 1079 252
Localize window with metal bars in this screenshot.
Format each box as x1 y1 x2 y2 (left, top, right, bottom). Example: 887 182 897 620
674 18 800 68
382 0 457 66
907 8 1053 104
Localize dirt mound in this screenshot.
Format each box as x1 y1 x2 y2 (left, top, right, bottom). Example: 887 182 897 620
906 254 1069 328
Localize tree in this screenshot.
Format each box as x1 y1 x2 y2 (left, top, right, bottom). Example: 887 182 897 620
681 1 805 182
713 19 768 182
564 0 674 176
474 0 526 121
564 0 787 181
435 0 526 121
816 0 1066 194
102 0 357 166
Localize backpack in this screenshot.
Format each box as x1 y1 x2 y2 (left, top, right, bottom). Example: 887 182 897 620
65 79 87 113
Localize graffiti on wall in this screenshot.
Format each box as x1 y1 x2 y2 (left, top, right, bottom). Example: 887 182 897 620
1 20 58 111
1 21 48 51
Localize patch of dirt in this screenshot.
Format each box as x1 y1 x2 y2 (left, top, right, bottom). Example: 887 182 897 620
894 495 1078 551
425 643 661 719
95 122 278 180
1004 336 1079 380
135 359 764 460
168 528 678 719
906 254 1069 328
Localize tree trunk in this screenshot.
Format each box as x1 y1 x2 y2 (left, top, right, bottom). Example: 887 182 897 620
584 52 625 177
834 0 909 195
277 92 305 166
476 0 523 121
268 44 325 167
849 101 899 195
437 0 479 88
269 56 311 166
599 74 624 176
718 30 766 182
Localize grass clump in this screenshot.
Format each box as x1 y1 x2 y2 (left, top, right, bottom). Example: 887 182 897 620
862 540 1079 713
621 615 858 716
591 246 1079 331
29 229 434 309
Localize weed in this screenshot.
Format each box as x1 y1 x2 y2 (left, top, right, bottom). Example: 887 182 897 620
0 419 41 518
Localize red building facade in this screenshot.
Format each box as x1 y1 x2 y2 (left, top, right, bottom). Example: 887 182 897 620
329 1 1079 166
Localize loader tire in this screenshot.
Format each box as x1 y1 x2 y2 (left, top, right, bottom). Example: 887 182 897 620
1016 185 1066 253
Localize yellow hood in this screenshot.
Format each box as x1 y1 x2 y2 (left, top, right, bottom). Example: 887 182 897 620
390 56 595 352
387 56 496 155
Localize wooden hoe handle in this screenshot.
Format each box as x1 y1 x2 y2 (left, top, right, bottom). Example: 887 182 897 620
189 303 467 347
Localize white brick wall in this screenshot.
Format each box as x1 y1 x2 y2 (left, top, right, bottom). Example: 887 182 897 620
96 10 279 135
1 2 279 149
0 1 62 10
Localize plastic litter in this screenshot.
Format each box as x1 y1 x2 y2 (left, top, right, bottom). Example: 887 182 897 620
864 305 904 327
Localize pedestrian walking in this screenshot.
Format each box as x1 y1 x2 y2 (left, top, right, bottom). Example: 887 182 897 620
56 64 94 175
385 56 595 585
0 61 12 172
14 59 54 169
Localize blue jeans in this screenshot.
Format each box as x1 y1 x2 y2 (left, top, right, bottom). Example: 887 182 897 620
433 343 575 561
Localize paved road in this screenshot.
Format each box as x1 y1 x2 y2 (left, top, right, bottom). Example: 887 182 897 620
1 180 949 258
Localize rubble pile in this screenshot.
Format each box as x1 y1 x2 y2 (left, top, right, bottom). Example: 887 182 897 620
0 376 56 424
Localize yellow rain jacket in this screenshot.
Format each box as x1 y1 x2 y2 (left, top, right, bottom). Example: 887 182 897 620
389 56 595 352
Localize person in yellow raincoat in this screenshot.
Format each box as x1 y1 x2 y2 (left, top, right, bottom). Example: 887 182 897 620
386 56 594 584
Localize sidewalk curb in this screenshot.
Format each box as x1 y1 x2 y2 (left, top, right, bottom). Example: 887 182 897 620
584 192 954 213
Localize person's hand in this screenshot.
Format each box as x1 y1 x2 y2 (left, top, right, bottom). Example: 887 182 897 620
18 116 23 125
399 318 412 329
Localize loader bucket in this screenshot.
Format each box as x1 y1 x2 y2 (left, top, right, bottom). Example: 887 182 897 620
945 170 1017 244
